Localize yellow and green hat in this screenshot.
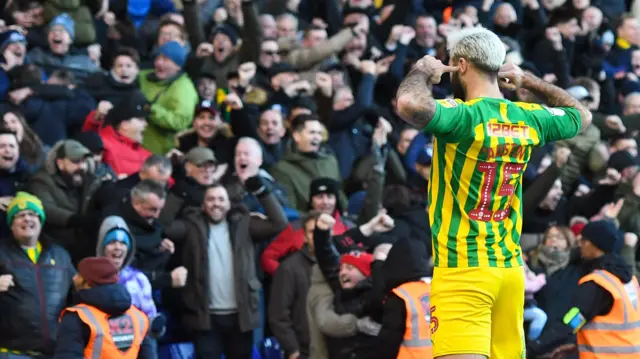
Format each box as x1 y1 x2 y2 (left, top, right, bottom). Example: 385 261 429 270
7 192 46 225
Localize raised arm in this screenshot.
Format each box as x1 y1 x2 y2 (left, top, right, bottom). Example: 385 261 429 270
521 73 592 131
395 68 436 129
396 56 458 129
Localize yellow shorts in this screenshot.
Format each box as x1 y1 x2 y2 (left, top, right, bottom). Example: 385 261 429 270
430 266 526 359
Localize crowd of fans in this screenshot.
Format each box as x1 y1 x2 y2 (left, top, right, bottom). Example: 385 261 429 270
0 0 639 358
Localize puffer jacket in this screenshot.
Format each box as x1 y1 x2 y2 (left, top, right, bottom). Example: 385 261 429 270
0 236 75 355
556 124 601 194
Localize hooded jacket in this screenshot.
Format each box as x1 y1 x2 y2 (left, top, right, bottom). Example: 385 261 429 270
361 237 431 359
27 140 104 262
96 216 157 319
53 283 155 359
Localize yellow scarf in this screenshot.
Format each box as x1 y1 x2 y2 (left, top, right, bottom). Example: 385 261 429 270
23 242 42 264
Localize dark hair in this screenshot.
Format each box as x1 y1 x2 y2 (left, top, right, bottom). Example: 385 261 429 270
609 132 635 146
290 114 321 132
111 47 141 68
157 18 187 42
0 110 44 166
382 184 423 215
50 69 76 85
131 179 167 200
0 128 18 140
8 64 41 89
614 13 636 31
303 26 326 39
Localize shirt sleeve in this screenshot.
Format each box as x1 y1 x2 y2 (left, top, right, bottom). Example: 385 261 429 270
424 99 475 142
522 104 582 144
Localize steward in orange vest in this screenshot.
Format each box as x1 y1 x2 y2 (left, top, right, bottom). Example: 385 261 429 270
368 237 433 359
54 257 152 359
527 220 640 358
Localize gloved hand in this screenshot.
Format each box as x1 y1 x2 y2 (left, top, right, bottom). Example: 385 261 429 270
356 316 381 336
244 175 268 196
150 313 167 338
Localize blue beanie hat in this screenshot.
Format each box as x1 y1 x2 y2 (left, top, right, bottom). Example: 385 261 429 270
103 228 131 249
49 13 75 41
156 40 186 68
0 30 27 53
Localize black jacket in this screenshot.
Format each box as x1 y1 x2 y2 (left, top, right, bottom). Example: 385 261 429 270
83 72 140 105
106 198 171 289
362 237 431 359
313 227 377 359
159 176 206 227
0 237 75 355
54 284 155 359
528 253 633 357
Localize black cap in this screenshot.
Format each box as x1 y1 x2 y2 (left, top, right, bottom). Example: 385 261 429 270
269 62 297 78
73 131 104 154
608 150 637 172
581 220 623 254
105 91 151 127
195 99 218 116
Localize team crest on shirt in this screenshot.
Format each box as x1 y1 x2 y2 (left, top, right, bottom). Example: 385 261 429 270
542 105 565 116
419 295 431 325
436 99 459 108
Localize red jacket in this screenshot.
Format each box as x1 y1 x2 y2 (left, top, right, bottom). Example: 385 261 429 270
83 110 151 176
261 211 349 275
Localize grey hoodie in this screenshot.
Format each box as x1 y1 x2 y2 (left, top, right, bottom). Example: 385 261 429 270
96 216 135 269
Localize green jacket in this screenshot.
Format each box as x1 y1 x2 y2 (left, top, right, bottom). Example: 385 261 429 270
269 145 346 212
139 70 199 155
556 124 601 194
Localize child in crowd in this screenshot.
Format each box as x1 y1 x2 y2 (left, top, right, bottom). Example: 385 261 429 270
524 261 548 340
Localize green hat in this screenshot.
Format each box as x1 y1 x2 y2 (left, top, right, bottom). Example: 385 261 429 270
185 147 217 166
7 192 46 225
56 140 91 162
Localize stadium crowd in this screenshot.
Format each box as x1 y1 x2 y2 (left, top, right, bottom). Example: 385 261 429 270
0 0 638 358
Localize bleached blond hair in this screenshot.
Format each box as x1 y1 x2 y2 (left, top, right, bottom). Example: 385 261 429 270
447 26 506 72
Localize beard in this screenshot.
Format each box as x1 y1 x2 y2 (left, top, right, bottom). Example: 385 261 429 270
62 170 86 187
451 72 466 100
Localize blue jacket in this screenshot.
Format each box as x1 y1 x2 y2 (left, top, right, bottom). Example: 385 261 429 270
19 88 96 146
54 283 156 359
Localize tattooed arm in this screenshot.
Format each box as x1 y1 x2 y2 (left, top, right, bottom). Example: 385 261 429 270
396 68 437 129
521 73 593 131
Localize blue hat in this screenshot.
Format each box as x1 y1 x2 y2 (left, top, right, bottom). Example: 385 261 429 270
0 30 27 53
156 40 187 68
103 228 131 249
49 13 75 41
581 220 623 254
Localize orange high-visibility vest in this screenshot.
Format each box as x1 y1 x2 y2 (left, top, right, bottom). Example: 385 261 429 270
392 280 432 359
61 303 149 359
577 269 640 359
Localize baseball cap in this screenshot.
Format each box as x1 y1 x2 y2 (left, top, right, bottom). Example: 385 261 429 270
195 99 218 116
105 91 151 127
56 140 91 161
185 147 216 166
